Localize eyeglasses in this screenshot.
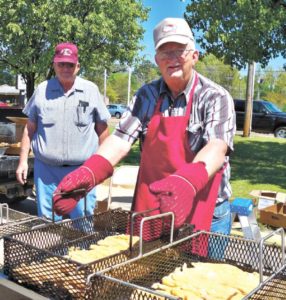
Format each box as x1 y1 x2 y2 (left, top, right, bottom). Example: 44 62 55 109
156 48 194 60
56 62 76 68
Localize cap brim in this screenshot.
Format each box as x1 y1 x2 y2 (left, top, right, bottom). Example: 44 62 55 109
53 57 78 64
155 36 193 50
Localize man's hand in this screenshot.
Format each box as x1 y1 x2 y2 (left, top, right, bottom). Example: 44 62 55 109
16 162 29 185
149 162 208 228
53 167 95 215
53 154 113 216
149 175 196 228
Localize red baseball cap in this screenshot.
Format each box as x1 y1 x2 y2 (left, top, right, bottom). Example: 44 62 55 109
53 42 78 64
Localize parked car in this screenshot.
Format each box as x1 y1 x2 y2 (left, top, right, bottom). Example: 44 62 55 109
234 99 286 138
107 104 127 119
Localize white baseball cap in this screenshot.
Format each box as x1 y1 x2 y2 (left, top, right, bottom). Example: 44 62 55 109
153 18 195 50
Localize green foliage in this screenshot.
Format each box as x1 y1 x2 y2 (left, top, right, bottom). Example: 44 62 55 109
0 0 149 98
185 0 286 69
0 67 15 85
85 59 161 104
275 72 286 95
107 73 130 104
263 91 286 111
106 85 118 103
253 67 286 109
196 54 246 98
132 58 160 86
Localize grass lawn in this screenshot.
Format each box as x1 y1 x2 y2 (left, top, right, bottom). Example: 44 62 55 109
230 135 286 200
119 132 286 201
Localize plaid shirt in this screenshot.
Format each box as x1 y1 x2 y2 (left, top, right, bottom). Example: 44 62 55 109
114 71 236 202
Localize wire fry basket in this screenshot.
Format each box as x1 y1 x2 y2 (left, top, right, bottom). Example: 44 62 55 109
0 203 48 267
87 229 285 300
4 209 188 299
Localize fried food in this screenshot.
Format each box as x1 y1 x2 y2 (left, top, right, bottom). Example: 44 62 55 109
13 234 139 298
66 234 139 264
151 262 260 300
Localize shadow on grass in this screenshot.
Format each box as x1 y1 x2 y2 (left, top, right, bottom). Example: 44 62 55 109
231 139 286 189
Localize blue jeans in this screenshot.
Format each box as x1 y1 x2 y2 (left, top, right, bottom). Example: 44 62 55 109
210 200 231 234
34 158 96 221
208 200 231 259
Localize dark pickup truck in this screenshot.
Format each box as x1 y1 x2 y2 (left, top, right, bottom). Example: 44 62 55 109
234 99 286 138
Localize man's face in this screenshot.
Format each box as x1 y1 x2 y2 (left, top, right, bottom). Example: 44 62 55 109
155 42 199 85
53 62 80 85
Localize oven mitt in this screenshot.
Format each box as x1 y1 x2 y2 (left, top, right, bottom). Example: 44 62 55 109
53 154 113 215
149 162 208 228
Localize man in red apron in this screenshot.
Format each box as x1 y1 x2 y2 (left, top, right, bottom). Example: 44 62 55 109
53 18 236 239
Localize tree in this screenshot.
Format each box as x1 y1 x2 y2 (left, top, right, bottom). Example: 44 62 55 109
132 58 160 86
0 0 148 99
185 0 286 136
0 65 15 86
185 0 286 69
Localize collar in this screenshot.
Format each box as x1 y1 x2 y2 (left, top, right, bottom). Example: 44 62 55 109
159 70 197 102
51 76 84 94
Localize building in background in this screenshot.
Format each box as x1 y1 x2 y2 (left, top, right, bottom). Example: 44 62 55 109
16 75 27 106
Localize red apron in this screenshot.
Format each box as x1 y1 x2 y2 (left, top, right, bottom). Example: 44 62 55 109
132 73 224 245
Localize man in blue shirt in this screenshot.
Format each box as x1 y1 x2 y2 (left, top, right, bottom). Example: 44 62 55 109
16 42 111 220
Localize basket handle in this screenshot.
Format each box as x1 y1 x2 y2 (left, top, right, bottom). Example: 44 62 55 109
138 211 174 257
0 203 9 225
258 227 285 283
129 209 175 257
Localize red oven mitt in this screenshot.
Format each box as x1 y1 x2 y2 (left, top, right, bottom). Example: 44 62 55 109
149 162 208 228
53 155 113 215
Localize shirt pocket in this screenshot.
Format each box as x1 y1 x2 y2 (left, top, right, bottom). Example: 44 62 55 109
187 122 204 151
39 106 57 127
74 106 94 127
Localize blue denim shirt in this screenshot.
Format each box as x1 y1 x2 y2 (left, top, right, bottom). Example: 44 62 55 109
24 77 110 166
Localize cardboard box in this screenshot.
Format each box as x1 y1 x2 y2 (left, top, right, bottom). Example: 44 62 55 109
250 190 286 210
259 203 286 228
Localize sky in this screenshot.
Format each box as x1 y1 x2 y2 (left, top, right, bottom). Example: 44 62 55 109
140 0 285 72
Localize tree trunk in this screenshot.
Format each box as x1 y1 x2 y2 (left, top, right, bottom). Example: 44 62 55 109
25 74 35 100
243 62 256 137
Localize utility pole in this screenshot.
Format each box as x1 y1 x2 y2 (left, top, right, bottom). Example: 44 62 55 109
104 69 107 104
243 62 256 137
127 66 132 106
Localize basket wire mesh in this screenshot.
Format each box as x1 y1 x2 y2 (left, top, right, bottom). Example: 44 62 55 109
4 209 189 299
0 203 48 267
88 230 286 300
